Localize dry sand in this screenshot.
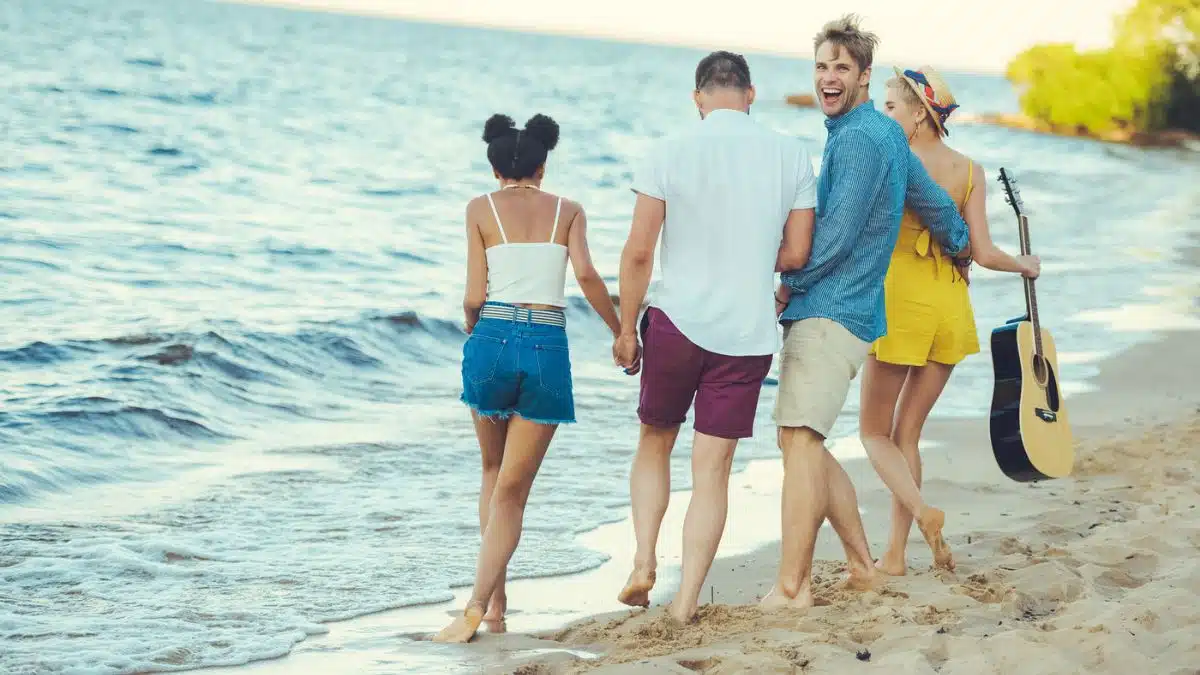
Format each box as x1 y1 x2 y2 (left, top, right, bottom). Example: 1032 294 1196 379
485 330 1200 674
204 330 1200 675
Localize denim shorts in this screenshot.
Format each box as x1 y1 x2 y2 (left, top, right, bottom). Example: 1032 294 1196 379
460 303 576 425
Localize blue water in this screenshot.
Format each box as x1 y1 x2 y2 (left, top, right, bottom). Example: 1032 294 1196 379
2 0 1199 672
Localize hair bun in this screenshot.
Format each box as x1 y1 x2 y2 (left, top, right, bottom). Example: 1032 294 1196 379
482 114 517 144
523 114 560 152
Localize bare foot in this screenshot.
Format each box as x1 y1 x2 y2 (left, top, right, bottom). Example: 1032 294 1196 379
617 566 656 608
483 590 506 622
843 564 882 592
874 552 908 577
917 506 954 571
431 604 485 643
667 600 698 624
759 585 792 611
759 584 814 611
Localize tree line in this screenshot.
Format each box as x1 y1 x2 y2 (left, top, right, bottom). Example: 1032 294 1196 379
1007 0 1199 135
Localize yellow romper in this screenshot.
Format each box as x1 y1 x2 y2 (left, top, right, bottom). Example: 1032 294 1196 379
870 162 979 366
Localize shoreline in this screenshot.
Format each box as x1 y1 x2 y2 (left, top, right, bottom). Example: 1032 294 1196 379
200 323 1200 674
955 113 1200 150
535 328 1200 673
779 96 1200 151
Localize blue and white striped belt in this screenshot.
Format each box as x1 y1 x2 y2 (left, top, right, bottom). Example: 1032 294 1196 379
479 304 566 327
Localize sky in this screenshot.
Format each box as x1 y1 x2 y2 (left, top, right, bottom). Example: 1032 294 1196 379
226 0 1138 74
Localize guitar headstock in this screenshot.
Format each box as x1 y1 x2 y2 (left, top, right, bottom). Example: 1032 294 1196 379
997 167 1025 217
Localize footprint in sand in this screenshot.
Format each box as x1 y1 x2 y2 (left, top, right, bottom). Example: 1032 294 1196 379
955 572 1008 603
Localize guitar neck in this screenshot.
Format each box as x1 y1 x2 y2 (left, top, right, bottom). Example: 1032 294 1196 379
1017 214 1043 355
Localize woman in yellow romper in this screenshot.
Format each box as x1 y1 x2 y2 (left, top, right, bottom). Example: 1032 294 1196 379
861 67 1041 575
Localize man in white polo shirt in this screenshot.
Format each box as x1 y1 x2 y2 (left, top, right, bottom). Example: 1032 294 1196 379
612 50 817 624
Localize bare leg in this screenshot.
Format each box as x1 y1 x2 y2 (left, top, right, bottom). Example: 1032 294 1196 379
858 357 915 575
822 452 877 588
433 417 557 643
885 362 955 572
472 413 509 622
860 356 954 571
762 426 828 610
618 423 680 607
669 431 737 623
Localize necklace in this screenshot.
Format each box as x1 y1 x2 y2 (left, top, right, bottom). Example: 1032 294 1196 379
501 184 539 190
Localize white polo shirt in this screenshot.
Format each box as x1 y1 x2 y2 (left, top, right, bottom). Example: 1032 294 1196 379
631 109 817 357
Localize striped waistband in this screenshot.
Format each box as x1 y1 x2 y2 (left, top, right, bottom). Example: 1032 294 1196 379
479 304 566 327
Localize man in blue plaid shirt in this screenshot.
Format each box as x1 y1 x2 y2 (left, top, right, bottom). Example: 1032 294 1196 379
763 14 971 610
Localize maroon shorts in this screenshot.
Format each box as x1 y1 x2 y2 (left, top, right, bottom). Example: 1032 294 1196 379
637 307 773 440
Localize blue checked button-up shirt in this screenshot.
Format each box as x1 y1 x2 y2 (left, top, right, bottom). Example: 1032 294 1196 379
780 100 970 343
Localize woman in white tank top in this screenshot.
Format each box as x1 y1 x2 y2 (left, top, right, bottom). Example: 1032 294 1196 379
434 113 622 643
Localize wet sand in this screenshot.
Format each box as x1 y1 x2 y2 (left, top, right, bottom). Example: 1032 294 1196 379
205 325 1200 674
513 329 1200 674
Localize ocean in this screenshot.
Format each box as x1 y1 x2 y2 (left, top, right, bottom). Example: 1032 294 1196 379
2 0 1199 672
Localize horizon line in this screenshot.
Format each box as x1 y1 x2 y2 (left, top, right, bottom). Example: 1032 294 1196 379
211 0 1015 78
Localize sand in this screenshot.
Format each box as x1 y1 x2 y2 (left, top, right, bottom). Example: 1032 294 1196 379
204 330 1200 675
486 330 1200 674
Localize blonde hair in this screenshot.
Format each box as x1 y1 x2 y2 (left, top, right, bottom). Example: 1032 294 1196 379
887 76 941 135
813 14 879 71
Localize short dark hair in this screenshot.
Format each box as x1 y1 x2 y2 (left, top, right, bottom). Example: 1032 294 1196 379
481 113 560 180
813 14 879 72
695 50 752 92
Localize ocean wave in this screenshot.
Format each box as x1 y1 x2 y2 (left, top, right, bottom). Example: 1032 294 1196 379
0 431 614 673
0 307 515 505
5 0 1198 672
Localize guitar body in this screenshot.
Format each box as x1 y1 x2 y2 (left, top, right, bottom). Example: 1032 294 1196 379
989 318 1074 481
989 167 1074 482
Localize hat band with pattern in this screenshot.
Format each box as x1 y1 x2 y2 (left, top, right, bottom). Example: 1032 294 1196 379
903 69 959 127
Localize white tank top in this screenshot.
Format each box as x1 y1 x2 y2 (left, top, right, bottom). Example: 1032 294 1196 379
483 191 569 308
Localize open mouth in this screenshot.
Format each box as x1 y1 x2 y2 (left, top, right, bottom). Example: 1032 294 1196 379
821 87 843 106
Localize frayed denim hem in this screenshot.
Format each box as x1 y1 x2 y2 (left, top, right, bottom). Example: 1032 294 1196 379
460 395 515 421
459 394 575 425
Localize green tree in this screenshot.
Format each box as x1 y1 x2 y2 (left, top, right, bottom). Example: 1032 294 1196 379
1007 0 1199 134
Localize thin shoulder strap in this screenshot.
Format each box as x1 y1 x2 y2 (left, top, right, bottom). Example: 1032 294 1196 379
485 193 508 243
549 197 563 243
962 161 975 209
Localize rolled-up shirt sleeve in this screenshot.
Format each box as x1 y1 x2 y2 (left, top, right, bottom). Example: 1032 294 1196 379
630 142 667 201
791 144 817 211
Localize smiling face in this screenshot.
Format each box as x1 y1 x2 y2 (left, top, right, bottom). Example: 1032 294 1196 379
813 40 871 118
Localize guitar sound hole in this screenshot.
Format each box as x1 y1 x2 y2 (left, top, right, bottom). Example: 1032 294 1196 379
1032 354 1049 386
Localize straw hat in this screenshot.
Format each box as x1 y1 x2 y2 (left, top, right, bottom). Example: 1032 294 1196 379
893 66 959 136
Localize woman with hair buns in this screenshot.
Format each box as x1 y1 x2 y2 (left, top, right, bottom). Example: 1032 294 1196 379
859 67 1041 576
433 113 621 643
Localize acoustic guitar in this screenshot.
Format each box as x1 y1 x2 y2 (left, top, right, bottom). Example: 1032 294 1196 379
988 168 1074 482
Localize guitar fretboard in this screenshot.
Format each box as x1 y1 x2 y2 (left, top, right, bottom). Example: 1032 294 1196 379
1017 214 1043 359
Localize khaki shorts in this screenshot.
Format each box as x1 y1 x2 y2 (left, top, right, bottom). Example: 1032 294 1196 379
773 318 871 438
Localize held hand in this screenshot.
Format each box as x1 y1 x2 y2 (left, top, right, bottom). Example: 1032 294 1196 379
774 286 791 318
613 333 642 376
1017 255 1041 279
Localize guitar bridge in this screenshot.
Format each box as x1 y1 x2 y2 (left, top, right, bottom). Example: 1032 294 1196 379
1035 408 1057 422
